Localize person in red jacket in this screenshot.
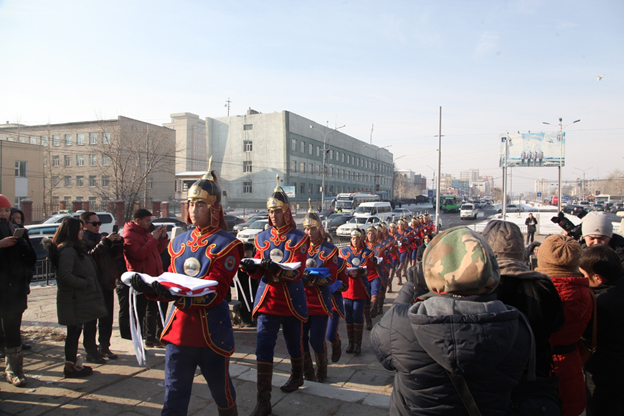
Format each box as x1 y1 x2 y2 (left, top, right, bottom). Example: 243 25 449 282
123 209 169 348
537 235 593 416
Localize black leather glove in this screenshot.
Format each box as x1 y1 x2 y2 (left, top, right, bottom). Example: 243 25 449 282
240 259 257 274
130 273 154 294
151 281 177 300
260 258 280 274
356 267 366 276
302 269 315 286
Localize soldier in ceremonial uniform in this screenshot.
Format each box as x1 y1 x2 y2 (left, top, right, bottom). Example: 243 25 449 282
386 222 400 293
326 256 348 363
239 177 310 416
395 219 411 285
339 228 374 355
365 226 383 326
301 203 338 383
130 165 243 416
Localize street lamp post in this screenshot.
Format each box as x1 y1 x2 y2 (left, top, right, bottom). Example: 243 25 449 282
375 145 392 196
543 118 580 211
310 124 345 209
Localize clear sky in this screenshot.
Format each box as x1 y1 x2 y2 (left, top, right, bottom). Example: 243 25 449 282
1 0 622 194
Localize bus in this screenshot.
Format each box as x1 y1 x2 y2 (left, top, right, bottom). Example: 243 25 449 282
432 195 461 213
335 192 380 213
595 195 623 204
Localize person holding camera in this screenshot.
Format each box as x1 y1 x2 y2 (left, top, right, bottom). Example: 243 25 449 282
0 195 36 386
580 212 624 268
80 212 123 362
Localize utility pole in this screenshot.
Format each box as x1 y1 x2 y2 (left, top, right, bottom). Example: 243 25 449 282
225 98 231 117
435 106 442 233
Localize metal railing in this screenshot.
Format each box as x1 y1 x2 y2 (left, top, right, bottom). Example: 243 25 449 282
31 258 56 284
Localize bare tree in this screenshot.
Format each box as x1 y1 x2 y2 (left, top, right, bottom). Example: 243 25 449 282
603 170 624 196
92 117 176 221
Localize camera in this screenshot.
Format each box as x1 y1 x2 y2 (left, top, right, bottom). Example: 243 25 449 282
550 209 587 240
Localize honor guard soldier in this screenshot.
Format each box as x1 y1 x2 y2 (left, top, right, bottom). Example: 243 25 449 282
339 228 375 355
130 164 243 416
326 256 348 363
301 201 338 383
239 176 310 416
364 226 383 328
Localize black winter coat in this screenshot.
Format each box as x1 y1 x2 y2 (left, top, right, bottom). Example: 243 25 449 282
371 293 530 415
83 230 123 291
0 219 36 313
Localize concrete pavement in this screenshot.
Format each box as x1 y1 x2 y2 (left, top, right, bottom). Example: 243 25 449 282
1 279 398 416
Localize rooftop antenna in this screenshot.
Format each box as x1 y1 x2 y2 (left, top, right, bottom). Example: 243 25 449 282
225 98 231 116
370 124 374 144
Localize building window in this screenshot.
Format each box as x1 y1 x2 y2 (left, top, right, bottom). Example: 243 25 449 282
308 143 313 154
243 181 252 193
41 136 48 146
329 186 334 195
64 134 73 146
15 161 27 177
63 155 71 167
244 140 253 152
317 164 321 175
291 160 297 173
300 183 305 194
52 155 60 167
147 178 153 189
243 161 252 173
341 153 345 163
89 132 97 145
76 155 84 166
308 183 313 194
64 176 71 187
329 150 333 160
76 133 85 145
52 176 60 186
102 155 111 166
29 136 37 145
101 176 110 187
300 162 305 174
76 176 84 187
243 124 253 130
89 175 96 187
291 139 297 151
309 163 313 174
300 141 305 153
102 132 111 144
89 154 97 166
52 135 60 147
18 136 26 143
317 184 321 194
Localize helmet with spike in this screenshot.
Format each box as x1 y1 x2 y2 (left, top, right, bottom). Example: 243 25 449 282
188 156 221 205
267 175 290 211
302 198 322 229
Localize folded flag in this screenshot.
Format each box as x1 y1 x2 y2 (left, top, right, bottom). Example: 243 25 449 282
121 271 219 297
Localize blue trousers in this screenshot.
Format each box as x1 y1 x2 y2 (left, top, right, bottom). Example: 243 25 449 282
256 314 303 363
302 315 328 354
344 299 365 324
399 252 409 265
370 277 382 296
326 309 341 344
163 343 235 415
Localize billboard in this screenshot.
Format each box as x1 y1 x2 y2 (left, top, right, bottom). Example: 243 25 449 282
499 132 565 168
282 186 296 198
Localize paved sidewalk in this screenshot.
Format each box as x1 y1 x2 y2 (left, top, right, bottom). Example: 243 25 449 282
1 279 401 415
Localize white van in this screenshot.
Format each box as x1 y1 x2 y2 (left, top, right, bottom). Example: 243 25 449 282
460 203 478 220
353 201 393 221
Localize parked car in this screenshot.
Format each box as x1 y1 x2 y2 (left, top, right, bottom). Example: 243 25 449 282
497 204 524 213
318 209 335 221
152 217 187 227
233 215 269 233
25 223 61 236
223 215 245 230
237 220 269 244
611 203 624 213
389 208 412 221
562 204 586 216
460 203 478 220
336 216 381 237
44 211 116 234
324 215 354 234
29 234 56 281
590 204 605 212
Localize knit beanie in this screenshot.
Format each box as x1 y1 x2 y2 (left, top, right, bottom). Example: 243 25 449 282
482 220 525 261
581 212 613 238
535 234 582 277
423 226 500 295
0 194 11 208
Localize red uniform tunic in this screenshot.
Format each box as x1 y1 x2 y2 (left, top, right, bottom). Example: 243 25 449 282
304 240 338 317
340 246 374 301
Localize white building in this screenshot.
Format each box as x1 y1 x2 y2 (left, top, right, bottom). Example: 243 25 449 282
164 113 207 173
205 110 394 208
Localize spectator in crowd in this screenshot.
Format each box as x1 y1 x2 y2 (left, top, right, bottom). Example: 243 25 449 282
580 211 624 267
525 213 538 245
0 195 36 386
10 208 24 227
371 227 530 415
80 211 123 362
47 217 107 378
415 233 432 262
122 209 169 348
579 244 624 416
536 234 593 416
526 241 541 270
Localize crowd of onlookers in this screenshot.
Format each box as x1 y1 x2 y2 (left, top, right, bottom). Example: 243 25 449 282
2 193 624 416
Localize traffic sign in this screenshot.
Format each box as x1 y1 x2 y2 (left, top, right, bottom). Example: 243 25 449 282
537 192 542 197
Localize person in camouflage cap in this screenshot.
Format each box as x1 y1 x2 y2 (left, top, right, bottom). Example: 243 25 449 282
423 226 500 295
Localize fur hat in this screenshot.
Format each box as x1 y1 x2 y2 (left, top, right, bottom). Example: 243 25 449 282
536 234 582 277
581 212 613 238
423 226 500 295
0 194 11 209
482 220 525 261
